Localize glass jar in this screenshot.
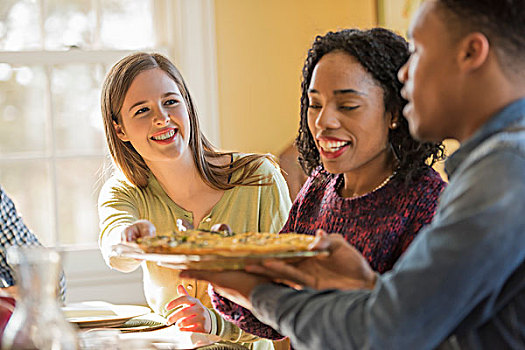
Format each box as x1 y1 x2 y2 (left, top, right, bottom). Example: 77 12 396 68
1 246 79 350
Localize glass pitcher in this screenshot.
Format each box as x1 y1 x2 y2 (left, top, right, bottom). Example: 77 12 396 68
1 246 79 350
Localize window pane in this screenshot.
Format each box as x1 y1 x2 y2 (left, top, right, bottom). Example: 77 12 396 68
0 0 42 50
55 157 109 244
0 160 54 246
0 64 48 156
100 0 155 49
51 64 106 155
44 0 96 50
0 0 162 248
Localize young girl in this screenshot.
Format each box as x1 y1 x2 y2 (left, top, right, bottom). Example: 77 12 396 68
98 52 291 349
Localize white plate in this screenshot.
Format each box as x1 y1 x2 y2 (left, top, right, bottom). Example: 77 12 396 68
63 301 151 328
112 243 328 271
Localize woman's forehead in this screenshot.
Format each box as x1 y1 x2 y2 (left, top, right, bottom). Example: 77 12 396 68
124 69 181 102
310 52 380 95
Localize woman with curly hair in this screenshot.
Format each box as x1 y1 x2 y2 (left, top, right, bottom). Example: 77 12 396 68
208 28 447 342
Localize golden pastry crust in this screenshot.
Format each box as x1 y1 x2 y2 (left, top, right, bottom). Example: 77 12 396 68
135 230 315 256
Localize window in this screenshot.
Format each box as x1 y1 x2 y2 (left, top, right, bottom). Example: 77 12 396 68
0 0 219 248
0 0 161 246
0 0 219 304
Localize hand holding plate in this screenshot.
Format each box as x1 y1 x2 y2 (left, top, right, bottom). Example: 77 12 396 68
179 270 270 311
245 229 377 291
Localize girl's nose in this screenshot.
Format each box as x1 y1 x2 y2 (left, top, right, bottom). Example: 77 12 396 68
315 106 340 130
153 108 170 125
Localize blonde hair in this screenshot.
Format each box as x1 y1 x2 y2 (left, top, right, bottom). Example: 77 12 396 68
101 52 275 189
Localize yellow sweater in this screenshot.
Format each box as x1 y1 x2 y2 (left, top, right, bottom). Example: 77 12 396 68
98 156 292 349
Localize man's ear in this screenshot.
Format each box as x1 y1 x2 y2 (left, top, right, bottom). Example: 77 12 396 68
113 121 129 142
457 32 490 72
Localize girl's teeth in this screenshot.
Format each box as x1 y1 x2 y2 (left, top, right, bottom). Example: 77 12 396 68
318 140 350 152
152 129 176 140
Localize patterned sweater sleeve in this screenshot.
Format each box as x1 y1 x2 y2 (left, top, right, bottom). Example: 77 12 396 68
208 175 312 340
400 169 446 253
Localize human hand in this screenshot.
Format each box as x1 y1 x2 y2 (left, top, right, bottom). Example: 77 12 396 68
245 229 377 291
165 285 212 333
0 286 18 299
121 219 156 242
179 270 271 311
210 223 232 235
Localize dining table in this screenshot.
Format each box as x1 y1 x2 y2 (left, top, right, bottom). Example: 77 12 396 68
67 301 250 350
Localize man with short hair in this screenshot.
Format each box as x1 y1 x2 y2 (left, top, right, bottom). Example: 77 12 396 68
181 0 525 348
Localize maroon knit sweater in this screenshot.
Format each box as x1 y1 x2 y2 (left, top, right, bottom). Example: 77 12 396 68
210 166 446 340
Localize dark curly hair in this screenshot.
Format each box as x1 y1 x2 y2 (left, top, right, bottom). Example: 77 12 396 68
296 28 445 181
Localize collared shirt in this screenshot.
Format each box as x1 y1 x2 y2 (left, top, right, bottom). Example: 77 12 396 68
250 99 525 350
0 186 66 301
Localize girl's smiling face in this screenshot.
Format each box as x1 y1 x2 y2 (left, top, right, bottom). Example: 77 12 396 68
116 68 192 165
307 51 394 175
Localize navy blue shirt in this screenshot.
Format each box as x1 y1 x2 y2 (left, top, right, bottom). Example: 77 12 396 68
250 99 525 349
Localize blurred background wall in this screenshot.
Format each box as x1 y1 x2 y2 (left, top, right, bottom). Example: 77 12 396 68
213 0 377 156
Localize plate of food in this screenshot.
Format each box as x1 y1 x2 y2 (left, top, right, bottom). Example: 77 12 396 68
63 301 152 329
112 230 328 270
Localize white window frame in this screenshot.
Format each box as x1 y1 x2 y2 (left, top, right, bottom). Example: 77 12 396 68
157 0 221 147
0 0 220 247
0 49 136 246
0 0 219 304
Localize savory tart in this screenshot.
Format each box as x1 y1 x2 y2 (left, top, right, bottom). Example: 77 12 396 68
135 230 316 256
